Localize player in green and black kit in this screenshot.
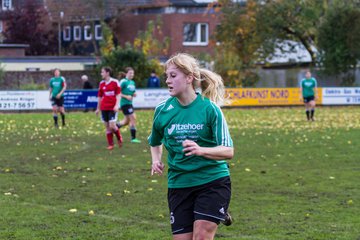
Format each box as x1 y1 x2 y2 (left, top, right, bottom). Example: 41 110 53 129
116 67 141 143
49 68 67 127
148 53 234 239
300 70 318 121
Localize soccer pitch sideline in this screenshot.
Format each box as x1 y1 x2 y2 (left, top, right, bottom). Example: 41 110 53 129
0 107 359 240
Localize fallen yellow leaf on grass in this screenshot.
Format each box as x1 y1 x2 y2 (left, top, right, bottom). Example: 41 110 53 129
69 209 77 213
245 168 251 172
88 210 95 215
106 192 112 197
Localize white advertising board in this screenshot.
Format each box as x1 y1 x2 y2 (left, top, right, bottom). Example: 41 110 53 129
0 89 169 111
133 89 170 108
3 88 359 111
322 88 360 105
0 91 51 110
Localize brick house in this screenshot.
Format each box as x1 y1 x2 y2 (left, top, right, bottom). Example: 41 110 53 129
112 0 220 58
1 0 220 58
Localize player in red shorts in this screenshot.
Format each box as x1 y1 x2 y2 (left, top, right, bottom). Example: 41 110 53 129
95 66 123 150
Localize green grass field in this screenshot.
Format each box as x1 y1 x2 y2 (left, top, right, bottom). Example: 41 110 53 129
0 107 359 240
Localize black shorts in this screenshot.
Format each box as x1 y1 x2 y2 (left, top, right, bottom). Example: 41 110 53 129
168 176 231 235
121 104 135 115
51 96 64 107
100 110 118 123
303 96 315 103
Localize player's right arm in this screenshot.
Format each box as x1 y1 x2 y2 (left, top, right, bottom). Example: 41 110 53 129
150 145 164 176
299 79 303 100
148 103 165 176
49 88 52 100
95 82 103 116
49 79 53 100
95 96 102 116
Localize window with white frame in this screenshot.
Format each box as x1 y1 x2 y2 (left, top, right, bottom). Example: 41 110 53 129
63 26 71 41
95 25 103 40
2 0 12 10
73 26 81 41
84 25 92 41
183 23 208 46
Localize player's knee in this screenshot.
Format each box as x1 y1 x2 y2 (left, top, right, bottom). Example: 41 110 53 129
193 221 216 240
193 229 212 240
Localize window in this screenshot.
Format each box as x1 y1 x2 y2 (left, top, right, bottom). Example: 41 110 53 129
183 23 208 46
0 21 3 33
2 0 12 10
63 26 71 41
84 25 92 40
95 25 103 40
73 26 81 41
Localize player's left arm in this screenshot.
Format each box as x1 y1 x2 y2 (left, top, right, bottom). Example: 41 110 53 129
182 140 233 160
182 104 234 160
120 93 133 101
114 94 120 112
57 78 67 99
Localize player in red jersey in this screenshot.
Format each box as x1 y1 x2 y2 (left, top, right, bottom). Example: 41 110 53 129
95 66 123 150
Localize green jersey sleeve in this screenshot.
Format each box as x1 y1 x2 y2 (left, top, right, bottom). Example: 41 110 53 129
209 102 233 147
148 101 167 146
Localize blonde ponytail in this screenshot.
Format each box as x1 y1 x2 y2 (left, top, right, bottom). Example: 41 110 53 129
199 68 225 105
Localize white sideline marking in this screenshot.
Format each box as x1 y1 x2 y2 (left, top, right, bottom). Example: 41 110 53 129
14 201 168 227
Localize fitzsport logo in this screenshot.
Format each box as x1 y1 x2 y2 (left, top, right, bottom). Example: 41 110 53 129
167 123 204 135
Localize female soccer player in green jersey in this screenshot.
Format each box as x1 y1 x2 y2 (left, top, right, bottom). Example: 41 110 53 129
117 67 141 143
49 68 66 128
300 70 318 121
148 53 234 239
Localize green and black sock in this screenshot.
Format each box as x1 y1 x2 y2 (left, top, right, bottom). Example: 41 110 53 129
53 114 58 126
60 113 65 126
130 127 136 140
310 109 315 120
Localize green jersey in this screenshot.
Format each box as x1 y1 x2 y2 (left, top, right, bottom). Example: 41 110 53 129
49 76 66 97
120 78 136 107
148 94 233 188
300 78 317 97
